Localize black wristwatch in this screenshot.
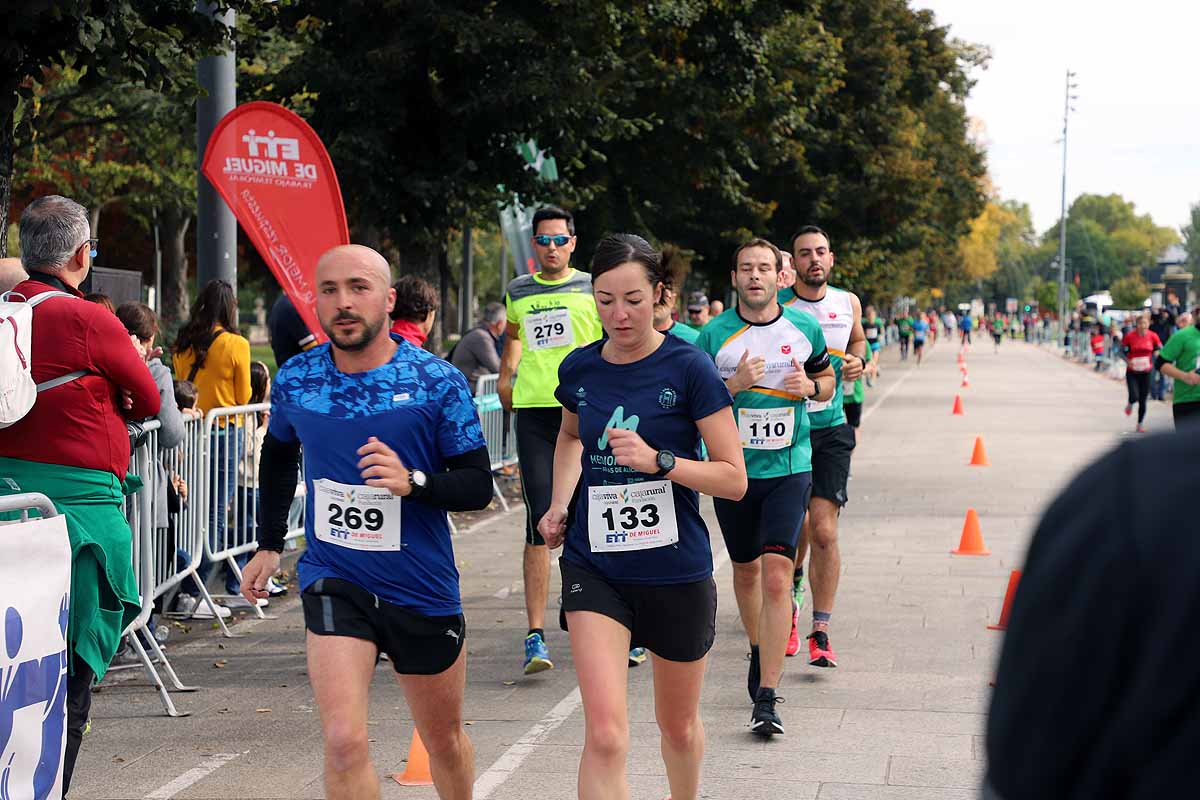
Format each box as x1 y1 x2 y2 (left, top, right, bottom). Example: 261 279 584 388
808 378 821 400
654 450 676 477
408 468 428 498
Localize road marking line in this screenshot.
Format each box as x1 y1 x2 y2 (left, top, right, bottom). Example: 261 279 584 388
144 752 240 799
473 687 583 799
861 358 920 424
472 544 731 798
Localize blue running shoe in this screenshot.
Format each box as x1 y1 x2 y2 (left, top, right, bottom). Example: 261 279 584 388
628 647 648 667
523 632 553 675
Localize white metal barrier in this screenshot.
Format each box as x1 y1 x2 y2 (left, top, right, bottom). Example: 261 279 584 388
115 420 198 717
473 374 517 512
200 404 276 634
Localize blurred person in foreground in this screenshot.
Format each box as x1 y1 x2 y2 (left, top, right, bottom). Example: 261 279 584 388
0 255 28 293
985 426 1200 799
0 195 159 795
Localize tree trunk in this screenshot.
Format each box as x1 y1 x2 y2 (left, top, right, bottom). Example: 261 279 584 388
161 205 191 323
0 97 13 259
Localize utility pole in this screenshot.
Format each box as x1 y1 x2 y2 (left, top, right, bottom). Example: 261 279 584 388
196 2 238 303
1056 69 1078 329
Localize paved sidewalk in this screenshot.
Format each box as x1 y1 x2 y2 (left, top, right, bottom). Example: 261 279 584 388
73 336 1153 799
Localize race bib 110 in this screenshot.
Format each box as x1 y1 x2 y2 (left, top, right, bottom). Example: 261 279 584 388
738 406 794 450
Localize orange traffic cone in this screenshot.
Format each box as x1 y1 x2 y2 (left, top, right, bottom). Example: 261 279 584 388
951 508 990 556
392 729 433 786
952 395 964 415
961 373 970 388
987 570 1022 630
956 352 965 365
969 436 990 466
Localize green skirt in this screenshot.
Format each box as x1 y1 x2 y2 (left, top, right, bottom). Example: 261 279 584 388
0 456 143 681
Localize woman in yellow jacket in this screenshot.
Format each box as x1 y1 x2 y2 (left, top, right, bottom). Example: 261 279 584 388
173 280 252 606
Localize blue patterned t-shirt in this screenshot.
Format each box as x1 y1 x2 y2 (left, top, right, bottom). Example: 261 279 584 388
269 335 486 615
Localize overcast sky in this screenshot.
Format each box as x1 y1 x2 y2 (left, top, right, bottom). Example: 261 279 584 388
918 0 1199 236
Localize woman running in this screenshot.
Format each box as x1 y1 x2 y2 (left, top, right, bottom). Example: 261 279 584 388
1121 313 1162 432
538 233 746 800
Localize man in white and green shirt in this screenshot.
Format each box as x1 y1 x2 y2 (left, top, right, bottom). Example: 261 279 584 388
783 225 867 669
697 238 835 736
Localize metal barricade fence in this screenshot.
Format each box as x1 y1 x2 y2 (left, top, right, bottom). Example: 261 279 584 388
116 420 197 716
201 403 276 631
474 374 517 512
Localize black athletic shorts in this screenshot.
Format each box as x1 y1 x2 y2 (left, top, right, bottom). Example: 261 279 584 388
301 577 465 675
516 406 562 545
914 339 925 351
713 472 812 563
810 423 855 506
843 401 862 429
1173 401 1200 428
559 559 716 663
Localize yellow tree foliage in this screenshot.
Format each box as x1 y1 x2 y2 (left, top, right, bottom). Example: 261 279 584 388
957 200 1021 281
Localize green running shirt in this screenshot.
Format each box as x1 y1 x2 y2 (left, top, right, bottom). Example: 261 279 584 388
665 321 700 344
1159 326 1200 406
505 269 604 408
695 306 830 478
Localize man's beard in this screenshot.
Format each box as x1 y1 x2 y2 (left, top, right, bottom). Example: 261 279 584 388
738 286 775 312
800 267 828 288
322 312 385 352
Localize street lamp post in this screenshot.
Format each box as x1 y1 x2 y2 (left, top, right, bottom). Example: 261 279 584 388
195 2 238 303
1056 69 1078 332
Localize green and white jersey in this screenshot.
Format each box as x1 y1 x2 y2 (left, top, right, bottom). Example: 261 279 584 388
506 269 604 408
665 321 700 345
696 306 830 478
785 286 856 429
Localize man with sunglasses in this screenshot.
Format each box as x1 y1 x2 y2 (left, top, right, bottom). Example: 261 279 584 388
0 195 159 795
498 205 607 675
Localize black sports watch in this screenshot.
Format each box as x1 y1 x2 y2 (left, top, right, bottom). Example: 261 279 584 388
654 450 676 477
408 468 428 498
808 378 822 400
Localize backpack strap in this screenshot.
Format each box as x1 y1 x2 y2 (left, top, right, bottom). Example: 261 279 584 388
26 291 87 392
26 291 77 307
36 371 87 392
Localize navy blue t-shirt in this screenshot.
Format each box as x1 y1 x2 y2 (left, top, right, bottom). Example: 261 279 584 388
554 334 732 584
269 335 486 615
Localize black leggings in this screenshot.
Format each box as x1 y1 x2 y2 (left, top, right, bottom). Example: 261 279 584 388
1126 370 1151 424
64 656 95 797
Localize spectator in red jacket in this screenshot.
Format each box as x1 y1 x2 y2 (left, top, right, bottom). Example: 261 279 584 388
0 195 159 794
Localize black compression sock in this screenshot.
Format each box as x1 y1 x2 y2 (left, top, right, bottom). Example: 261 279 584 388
528 628 545 640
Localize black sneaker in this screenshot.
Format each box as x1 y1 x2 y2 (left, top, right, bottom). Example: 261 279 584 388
750 688 784 737
746 647 760 702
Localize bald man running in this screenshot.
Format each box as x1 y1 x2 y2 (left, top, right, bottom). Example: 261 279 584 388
241 245 494 800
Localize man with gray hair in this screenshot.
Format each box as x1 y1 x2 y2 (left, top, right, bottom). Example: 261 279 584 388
0 256 27 294
451 300 505 385
0 195 159 795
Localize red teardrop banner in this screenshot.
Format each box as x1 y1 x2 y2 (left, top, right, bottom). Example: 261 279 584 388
201 101 350 345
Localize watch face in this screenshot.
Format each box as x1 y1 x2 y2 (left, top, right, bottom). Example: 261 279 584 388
657 451 675 471
412 470 427 487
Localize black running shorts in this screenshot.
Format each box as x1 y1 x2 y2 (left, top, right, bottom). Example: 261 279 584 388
713 472 812 563
843 401 862 429
559 559 717 663
810 423 855 506
515 406 562 545
301 577 465 675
